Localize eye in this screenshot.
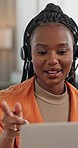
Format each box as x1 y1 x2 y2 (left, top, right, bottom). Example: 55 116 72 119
58 49 67 55
37 50 47 55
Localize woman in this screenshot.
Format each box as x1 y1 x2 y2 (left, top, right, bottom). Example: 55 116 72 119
0 3 78 148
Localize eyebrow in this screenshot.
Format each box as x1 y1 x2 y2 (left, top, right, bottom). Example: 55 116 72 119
35 43 69 48
35 43 47 48
57 43 69 47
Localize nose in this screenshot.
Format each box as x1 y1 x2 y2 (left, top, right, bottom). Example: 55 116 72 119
46 51 59 65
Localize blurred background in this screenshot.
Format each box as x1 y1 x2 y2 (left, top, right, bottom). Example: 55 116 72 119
0 0 78 89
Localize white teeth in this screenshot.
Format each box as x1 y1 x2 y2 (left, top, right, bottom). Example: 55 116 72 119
48 71 58 74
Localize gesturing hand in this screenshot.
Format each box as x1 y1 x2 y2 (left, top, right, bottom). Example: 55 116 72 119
0 101 28 138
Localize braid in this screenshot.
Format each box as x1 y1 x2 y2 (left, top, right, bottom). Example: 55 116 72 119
25 3 78 45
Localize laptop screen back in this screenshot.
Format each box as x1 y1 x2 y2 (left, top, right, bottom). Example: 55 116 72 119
20 122 78 148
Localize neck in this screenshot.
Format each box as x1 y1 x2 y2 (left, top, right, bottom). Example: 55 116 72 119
36 78 65 95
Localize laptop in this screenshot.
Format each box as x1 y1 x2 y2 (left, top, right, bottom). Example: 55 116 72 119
20 122 78 148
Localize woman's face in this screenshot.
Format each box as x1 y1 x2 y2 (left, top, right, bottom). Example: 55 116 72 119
30 23 73 94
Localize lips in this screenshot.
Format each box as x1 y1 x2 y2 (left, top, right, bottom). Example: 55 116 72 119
46 70 59 74
44 69 62 78
44 68 61 73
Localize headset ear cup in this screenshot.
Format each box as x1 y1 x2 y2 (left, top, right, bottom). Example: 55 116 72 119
75 45 78 58
20 44 31 61
74 45 78 60
25 44 31 61
20 46 26 60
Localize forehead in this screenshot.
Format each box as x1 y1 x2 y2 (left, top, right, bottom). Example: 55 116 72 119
30 23 74 45
32 23 73 35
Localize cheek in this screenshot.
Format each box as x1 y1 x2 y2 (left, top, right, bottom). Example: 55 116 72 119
32 56 44 75
64 50 73 65
31 51 44 71
62 56 73 72
32 58 41 72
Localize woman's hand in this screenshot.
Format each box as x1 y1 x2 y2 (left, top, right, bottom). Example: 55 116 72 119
0 101 27 139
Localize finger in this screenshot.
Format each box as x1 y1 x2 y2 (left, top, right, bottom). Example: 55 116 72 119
0 101 13 116
7 123 21 132
14 102 23 117
14 104 29 124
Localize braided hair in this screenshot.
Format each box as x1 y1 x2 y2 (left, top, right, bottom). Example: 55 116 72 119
21 3 78 86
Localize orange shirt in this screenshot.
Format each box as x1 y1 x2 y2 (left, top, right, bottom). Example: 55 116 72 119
0 76 78 147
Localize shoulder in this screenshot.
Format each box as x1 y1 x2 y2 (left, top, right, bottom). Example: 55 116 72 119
66 82 78 121
66 82 78 104
0 76 35 99
66 81 78 96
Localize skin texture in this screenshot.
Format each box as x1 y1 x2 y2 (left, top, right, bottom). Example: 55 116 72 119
30 23 74 95
0 23 74 147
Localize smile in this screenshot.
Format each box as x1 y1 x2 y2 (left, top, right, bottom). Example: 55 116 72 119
44 69 62 78
47 71 59 74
